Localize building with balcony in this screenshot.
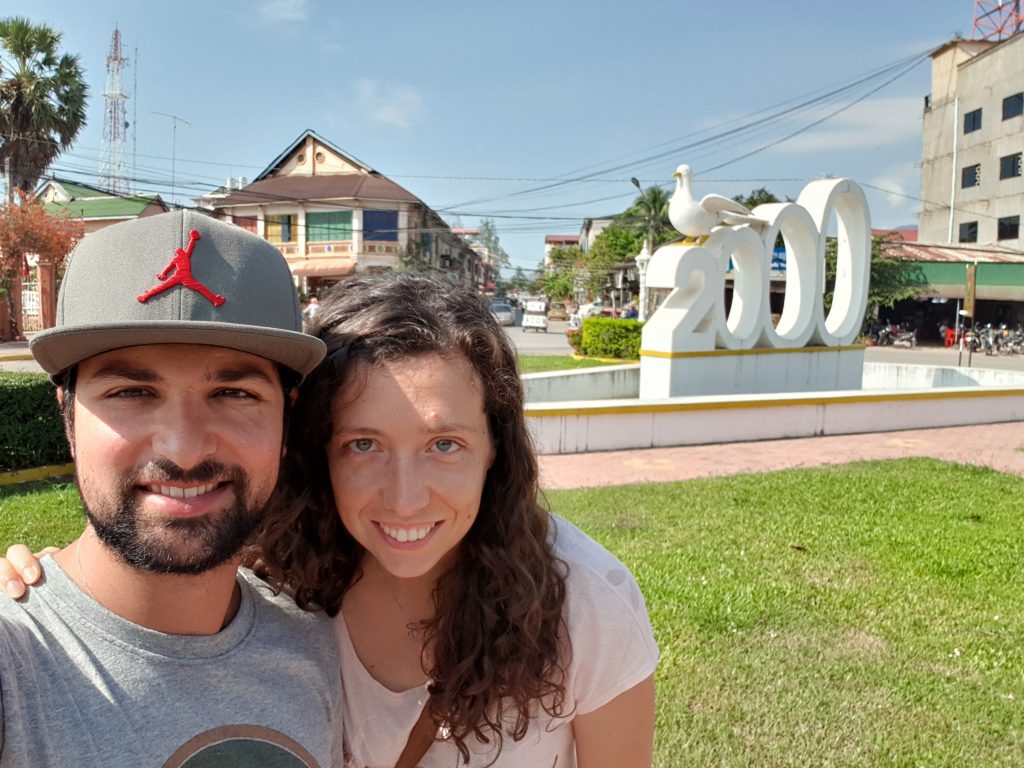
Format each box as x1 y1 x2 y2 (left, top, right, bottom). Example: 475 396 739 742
210 130 482 293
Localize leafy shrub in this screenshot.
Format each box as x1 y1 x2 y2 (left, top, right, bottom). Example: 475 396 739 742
0 372 69 472
580 317 642 359
564 327 583 354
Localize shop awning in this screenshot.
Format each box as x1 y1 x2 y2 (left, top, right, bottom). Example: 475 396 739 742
290 258 356 277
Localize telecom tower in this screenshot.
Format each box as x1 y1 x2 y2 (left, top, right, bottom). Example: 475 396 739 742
973 0 1023 40
98 27 131 195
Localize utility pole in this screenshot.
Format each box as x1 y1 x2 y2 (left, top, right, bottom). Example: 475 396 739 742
152 111 190 207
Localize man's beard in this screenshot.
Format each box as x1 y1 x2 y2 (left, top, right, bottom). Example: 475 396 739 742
79 458 272 575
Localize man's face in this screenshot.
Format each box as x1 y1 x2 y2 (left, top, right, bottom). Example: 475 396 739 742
67 344 287 574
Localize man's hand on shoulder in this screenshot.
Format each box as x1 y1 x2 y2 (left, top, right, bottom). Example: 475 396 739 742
2 545 54 599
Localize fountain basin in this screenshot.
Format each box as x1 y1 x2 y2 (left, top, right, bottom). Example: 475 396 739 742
523 362 1024 455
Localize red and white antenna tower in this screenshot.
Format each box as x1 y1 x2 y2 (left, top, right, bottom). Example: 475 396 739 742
99 27 131 194
973 0 1024 41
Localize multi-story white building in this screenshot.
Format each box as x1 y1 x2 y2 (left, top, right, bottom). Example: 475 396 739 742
919 34 1024 247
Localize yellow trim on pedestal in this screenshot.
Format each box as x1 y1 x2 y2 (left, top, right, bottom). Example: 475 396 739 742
525 387 1024 418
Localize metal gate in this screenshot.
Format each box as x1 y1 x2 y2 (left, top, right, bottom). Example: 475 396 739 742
21 275 43 333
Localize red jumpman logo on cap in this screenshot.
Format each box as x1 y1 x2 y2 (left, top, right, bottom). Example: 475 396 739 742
137 229 226 307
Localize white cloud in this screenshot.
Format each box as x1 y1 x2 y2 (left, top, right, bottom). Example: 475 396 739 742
868 161 921 225
258 0 309 24
355 79 424 128
771 97 923 154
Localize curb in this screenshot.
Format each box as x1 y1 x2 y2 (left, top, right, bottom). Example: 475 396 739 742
0 463 75 487
0 353 33 362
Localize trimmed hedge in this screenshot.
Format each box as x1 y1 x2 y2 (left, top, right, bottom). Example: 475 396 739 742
0 372 69 472
564 327 583 354
579 317 643 359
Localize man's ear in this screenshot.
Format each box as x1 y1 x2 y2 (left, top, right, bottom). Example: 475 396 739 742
56 388 75 459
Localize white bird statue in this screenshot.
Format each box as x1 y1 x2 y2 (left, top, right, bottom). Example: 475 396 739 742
668 164 763 243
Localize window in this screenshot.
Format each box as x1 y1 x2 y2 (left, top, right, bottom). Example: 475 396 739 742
998 215 1020 240
233 216 257 233
964 108 982 133
1000 153 1022 180
264 214 296 243
1003 92 1023 120
958 221 978 243
961 164 981 188
363 210 399 242
307 211 352 242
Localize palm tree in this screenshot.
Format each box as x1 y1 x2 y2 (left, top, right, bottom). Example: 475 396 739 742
0 17 88 194
618 184 674 247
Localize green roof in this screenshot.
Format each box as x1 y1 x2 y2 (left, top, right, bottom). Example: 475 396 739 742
51 180 112 199
44 195 162 220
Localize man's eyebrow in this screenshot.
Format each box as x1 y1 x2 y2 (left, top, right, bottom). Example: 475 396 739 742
209 367 279 387
89 367 161 383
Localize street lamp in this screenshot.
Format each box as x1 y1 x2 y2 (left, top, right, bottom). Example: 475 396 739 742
630 177 658 322
635 240 652 322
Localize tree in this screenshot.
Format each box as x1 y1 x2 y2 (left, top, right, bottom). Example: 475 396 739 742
475 218 510 269
823 233 928 328
0 17 88 194
509 266 532 293
618 185 674 246
539 245 581 301
732 187 780 209
0 191 83 338
578 226 641 299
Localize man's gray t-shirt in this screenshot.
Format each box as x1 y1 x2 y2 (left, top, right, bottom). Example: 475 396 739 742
0 556 342 767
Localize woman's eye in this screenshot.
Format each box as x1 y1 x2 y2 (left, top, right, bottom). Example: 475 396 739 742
349 439 375 453
434 439 460 454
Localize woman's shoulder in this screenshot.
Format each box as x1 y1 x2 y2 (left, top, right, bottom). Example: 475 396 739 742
548 515 659 715
549 515 648 618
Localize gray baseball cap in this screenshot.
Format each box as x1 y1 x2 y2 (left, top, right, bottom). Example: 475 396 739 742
30 210 326 377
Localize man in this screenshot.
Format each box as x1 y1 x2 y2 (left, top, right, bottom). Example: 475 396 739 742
0 211 341 766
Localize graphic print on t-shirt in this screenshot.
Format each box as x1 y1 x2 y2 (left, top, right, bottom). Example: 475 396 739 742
161 724 322 768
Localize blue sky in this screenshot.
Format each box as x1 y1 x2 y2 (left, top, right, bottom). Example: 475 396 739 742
6 0 975 273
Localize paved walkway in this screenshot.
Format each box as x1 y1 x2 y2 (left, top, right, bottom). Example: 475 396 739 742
6 340 1024 490
538 421 1024 489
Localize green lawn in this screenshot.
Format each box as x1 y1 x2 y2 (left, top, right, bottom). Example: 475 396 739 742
517 354 629 373
3 458 1022 766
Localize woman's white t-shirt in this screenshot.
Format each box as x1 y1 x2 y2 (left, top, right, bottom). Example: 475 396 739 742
335 515 659 767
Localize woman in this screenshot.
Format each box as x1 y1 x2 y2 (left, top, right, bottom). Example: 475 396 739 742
4 272 658 767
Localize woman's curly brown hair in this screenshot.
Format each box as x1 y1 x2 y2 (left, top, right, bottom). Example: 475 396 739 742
253 271 568 761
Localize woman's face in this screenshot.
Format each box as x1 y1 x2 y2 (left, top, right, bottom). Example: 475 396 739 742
327 352 496 582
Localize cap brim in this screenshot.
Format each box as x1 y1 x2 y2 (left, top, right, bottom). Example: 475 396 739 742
30 321 327 378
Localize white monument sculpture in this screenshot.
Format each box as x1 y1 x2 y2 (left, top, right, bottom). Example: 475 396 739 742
639 165 871 398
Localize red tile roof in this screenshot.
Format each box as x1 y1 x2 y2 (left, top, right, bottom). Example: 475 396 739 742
213 173 419 208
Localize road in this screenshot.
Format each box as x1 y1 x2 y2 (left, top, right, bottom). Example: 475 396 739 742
504 319 575 356
6 331 1024 372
